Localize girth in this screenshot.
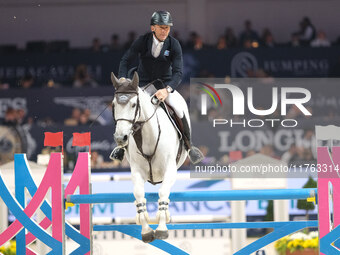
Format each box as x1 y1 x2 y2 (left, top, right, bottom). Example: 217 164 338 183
132 113 183 185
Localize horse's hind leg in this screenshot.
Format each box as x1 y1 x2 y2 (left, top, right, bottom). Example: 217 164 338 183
132 172 155 243
155 167 177 239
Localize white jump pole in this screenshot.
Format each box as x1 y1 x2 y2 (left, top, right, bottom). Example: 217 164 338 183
0 197 8 233
231 201 246 253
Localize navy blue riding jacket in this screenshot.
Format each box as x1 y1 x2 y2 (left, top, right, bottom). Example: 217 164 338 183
118 32 183 90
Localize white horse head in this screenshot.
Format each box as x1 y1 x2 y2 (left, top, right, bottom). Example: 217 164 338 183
111 72 139 147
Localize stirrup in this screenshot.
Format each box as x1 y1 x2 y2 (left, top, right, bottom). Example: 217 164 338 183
188 146 204 164
109 146 125 162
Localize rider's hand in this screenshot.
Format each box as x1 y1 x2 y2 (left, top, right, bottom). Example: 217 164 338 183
155 88 169 101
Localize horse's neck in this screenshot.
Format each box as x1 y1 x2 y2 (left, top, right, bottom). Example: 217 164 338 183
138 89 160 140
138 88 156 120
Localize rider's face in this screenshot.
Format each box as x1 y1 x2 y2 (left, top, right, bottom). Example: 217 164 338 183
151 25 170 42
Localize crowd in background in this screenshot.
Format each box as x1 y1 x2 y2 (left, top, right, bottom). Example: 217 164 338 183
1 17 338 54
0 17 339 90
0 16 337 169
88 17 337 52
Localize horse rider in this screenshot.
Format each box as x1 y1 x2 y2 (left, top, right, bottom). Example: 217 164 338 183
111 10 204 164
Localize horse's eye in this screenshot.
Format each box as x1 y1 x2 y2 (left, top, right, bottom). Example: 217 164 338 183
132 103 136 108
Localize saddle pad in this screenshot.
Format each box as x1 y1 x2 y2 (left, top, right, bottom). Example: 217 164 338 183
160 102 182 139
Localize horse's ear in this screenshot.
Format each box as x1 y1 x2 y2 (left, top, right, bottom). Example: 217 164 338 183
111 72 119 89
131 72 139 89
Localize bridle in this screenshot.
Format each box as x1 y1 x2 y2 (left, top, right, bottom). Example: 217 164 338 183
114 91 140 134
114 89 161 136
114 88 163 184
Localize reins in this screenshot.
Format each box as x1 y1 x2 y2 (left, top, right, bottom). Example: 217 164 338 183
114 85 162 184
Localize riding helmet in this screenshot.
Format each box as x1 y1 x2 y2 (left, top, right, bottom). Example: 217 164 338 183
150 11 173 26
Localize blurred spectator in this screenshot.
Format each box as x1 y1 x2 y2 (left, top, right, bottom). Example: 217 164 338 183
79 112 91 125
172 30 184 47
260 144 277 159
243 39 253 48
193 34 205 50
37 117 54 127
239 20 259 47
124 31 136 50
110 34 121 50
286 105 306 119
246 68 270 78
310 31 330 47
16 108 26 125
44 79 62 88
96 101 114 125
302 148 314 162
301 129 314 149
246 150 256 157
83 108 91 119
91 37 102 52
218 154 230 165
64 108 82 126
2 107 30 126
298 17 316 46
216 36 227 50
261 29 276 48
207 108 222 121
198 69 215 78
281 144 298 164
224 27 238 48
91 151 105 168
3 108 17 125
19 74 35 89
0 80 9 90
73 64 98 88
186 32 198 49
289 33 300 47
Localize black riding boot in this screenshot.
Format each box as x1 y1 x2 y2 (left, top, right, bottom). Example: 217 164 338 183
110 147 125 162
181 117 204 164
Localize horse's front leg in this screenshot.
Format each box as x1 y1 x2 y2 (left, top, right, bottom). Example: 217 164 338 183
155 166 177 239
132 171 155 243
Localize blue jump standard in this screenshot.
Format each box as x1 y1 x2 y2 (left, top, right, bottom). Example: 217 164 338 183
67 188 316 204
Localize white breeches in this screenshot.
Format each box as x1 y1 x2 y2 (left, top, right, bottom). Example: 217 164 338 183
142 85 190 123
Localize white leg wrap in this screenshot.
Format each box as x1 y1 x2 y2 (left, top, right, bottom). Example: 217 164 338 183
156 199 170 223
135 199 150 225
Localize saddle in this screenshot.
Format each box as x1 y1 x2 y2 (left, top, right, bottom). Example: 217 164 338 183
159 102 183 140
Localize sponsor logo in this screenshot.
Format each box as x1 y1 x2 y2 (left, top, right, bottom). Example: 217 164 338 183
197 82 312 128
231 52 258 77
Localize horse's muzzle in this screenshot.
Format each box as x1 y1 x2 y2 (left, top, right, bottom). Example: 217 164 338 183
114 134 129 146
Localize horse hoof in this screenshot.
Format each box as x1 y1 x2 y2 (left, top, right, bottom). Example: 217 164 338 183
142 230 155 243
155 230 169 240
